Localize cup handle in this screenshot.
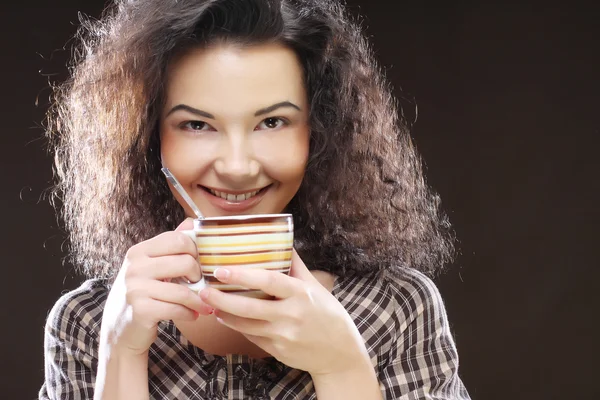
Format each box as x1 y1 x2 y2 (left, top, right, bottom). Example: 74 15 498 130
175 229 207 293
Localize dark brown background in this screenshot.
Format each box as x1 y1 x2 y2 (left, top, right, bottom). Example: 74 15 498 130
2 1 599 399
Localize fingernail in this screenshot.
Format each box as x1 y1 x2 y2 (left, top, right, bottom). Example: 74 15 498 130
214 268 230 281
199 289 209 301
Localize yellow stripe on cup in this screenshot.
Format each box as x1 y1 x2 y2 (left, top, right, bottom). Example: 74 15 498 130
199 250 292 266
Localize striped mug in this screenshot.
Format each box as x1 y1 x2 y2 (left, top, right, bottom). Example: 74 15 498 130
177 213 294 299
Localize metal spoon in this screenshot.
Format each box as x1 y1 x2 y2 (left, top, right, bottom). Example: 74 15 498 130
161 167 204 219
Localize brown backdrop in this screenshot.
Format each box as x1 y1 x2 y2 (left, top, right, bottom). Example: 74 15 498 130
2 1 599 399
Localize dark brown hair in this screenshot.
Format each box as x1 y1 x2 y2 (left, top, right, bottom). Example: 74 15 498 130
47 0 455 281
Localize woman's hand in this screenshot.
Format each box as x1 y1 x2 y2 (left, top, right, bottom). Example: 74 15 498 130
99 218 214 357
198 250 371 377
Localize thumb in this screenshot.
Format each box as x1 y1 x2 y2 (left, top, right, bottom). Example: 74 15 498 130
175 217 195 232
289 249 317 282
174 217 203 284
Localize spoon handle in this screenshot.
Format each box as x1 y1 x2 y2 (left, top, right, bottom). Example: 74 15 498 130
161 167 204 219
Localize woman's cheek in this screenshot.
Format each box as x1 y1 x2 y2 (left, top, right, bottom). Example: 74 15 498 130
160 129 217 181
258 132 309 181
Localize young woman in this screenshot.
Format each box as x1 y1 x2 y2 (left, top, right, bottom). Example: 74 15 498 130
40 0 470 398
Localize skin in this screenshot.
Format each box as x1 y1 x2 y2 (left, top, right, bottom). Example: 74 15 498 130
95 43 381 400
159 42 310 218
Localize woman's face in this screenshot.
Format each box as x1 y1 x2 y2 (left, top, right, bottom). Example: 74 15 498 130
160 42 310 218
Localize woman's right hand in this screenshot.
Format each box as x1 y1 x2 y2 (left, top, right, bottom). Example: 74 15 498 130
99 218 213 357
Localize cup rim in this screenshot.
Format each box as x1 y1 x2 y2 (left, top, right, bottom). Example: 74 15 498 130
197 213 292 221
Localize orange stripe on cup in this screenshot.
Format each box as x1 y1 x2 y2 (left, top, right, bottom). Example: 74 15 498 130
199 250 292 265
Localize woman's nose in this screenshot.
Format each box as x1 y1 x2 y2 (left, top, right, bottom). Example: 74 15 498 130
213 133 260 183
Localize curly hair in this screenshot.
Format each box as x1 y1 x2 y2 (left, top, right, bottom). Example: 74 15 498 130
46 0 455 281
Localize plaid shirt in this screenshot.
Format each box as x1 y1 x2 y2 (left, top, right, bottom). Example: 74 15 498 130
39 268 470 399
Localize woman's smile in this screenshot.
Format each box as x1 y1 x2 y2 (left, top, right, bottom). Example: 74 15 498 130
200 184 273 213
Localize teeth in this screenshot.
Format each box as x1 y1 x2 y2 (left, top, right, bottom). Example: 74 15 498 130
209 188 261 202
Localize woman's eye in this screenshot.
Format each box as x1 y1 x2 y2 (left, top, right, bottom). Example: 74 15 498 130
182 120 213 132
256 117 287 130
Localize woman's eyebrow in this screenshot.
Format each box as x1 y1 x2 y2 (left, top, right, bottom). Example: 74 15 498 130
165 101 301 119
166 104 215 119
254 101 301 116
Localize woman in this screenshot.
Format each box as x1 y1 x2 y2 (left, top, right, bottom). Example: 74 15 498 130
40 0 470 398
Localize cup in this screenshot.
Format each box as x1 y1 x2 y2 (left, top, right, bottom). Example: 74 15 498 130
177 213 294 299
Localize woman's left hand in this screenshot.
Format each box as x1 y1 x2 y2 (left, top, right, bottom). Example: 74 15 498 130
198 249 371 377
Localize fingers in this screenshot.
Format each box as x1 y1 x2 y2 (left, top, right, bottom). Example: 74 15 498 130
136 298 199 322
214 310 271 337
147 254 202 283
200 287 280 321
132 230 198 258
124 252 202 283
133 279 213 316
212 267 298 299
175 217 195 231
198 268 298 320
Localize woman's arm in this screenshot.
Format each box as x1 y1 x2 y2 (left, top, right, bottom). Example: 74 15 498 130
39 281 103 399
41 220 212 399
378 270 470 399
93 345 149 400
309 270 470 400
39 282 152 400
311 356 383 400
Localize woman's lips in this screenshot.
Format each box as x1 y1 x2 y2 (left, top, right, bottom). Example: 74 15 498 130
200 184 271 213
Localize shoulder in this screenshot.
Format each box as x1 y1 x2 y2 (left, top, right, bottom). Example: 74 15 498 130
45 279 109 346
382 268 449 326
335 268 453 351
336 268 446 323
337 270 468 397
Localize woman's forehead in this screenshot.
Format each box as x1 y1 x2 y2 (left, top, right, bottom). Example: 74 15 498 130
163 43 307 116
